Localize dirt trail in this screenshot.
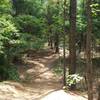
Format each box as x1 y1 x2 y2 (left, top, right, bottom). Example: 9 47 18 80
0 50 87 100
20 51 62 100
0 50 62 100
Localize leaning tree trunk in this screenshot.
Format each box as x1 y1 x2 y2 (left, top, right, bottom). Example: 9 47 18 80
86 0 93 100
69 0 77 90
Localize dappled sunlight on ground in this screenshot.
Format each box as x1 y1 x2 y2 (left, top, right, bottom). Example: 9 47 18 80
0 81 62 100
0 50 89 100
27 60 45 68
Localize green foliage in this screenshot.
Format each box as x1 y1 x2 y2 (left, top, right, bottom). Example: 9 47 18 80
17 33 46 51
91 2 100 40
77 0 100 46
0 0 99 83
0 15 19 54
0 0 12 14
7 66 20 81
0 16 20 63
52 58 64 76
91 3 100 16
77 0 87 33
0 0 21 81
53 65 63 76
13 0 42 16
66 74 83 86
30 38 45 50
0 65 20 81
15 15 43 36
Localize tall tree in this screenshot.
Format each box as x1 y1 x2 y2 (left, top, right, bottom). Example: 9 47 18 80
54 0 60 53
69 0 77 89
63 0 67 86
46 4 54 49
86 0 93 100
45 0 61 51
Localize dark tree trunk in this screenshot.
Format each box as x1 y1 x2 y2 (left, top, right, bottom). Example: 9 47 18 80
62 0 67 86
50 37 53 49
69 0 77 90
63 33 66 86
98 83 100 100
54 0 60 53
54 33 59 53
85 0 93 100
46 5 54 50
48 36 53 49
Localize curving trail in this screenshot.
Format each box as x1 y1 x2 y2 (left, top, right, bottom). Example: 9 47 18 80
0 50 87 100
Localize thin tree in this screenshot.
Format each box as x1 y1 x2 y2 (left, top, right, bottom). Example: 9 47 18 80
63 0 67 86
69 0 77 89
54 0 60 53
98 83 100 100
46 4 54 49
85 0 93 100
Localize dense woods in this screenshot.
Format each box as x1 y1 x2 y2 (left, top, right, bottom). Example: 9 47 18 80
0 0 100 100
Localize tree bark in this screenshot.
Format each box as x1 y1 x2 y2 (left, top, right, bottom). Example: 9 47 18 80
85 0 93 100
54 0 60 53
62 0 67 86
46 5 54 49
54 33 59 53
69 0 77 90
98 83 100 100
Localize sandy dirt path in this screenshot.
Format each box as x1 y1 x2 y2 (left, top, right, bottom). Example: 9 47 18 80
0 50 87 100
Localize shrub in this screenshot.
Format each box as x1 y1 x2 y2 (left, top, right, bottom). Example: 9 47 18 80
0 65 20 81
66 74 83 86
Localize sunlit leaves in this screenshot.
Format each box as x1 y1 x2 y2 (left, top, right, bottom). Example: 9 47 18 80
66 74 83 86
0 0 12 14
15 15 44 36
90 3 100 16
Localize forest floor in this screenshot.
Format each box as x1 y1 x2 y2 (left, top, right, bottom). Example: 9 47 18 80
0 49 89 100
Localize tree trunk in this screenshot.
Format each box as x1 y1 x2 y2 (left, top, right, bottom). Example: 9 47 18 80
54 0 60 53
54 33 59 53
62 0 67 87
69 0 77 90
46 5 54 50
85 0 93 100
98 83 100 100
